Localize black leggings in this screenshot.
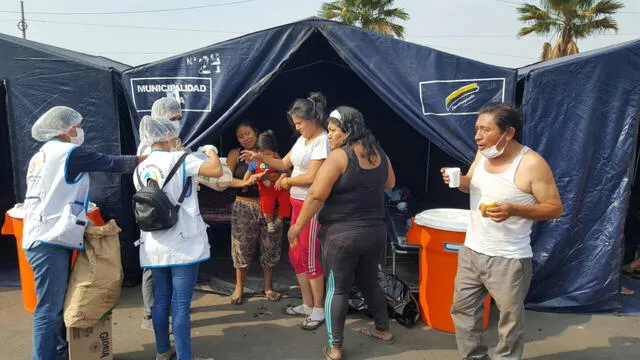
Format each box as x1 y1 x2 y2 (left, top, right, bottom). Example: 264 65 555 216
321 223 389 348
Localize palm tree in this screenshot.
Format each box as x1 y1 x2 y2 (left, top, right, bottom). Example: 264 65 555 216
517 0 624 61
319 0 410 39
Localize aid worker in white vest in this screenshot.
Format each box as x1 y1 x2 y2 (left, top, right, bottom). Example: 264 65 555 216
441 103 562 360
23 106 145 360
137 96 183 331
133 115 222 360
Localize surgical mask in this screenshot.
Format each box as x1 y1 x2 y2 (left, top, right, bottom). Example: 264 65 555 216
480 132 506 159
70 128 84 145
170 138 181 152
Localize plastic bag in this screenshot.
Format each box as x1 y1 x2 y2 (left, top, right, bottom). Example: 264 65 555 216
347 270 420 328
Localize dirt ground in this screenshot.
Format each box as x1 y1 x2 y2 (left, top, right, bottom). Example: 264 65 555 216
1 280 639 360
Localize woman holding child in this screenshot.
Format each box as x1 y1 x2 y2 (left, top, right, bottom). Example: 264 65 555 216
227 121 285 304
241 92 330 330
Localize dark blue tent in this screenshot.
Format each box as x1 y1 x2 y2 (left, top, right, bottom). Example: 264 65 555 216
122 17 516 209
0 33 140 283
517 40 640 312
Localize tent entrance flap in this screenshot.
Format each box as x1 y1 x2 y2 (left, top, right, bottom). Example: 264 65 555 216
209 32 469 209
0 79 15 210
0 79 19 287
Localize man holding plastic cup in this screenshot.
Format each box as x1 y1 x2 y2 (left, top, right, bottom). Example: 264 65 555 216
441 103 562 360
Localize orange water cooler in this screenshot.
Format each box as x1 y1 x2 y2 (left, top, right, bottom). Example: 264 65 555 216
1 203 105 312
407 208 491 333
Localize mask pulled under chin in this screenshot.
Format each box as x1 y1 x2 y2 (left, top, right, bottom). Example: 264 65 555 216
170 139 182 152
480 133 506 159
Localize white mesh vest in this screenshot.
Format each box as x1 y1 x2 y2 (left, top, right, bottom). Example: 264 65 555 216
23 140 90 250
465 146 537 258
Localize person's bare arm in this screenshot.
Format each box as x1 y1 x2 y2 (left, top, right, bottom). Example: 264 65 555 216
441 151 481 193
227 149 255 188
198 150 223 178
385 155 396 190
284 159 324 187
240 150 292 171
287 150 347 245
486 153 562 222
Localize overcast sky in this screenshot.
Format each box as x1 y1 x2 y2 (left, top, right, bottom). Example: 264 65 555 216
0 0 638 68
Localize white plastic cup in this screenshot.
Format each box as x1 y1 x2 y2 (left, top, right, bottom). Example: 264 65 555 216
445 167 461 188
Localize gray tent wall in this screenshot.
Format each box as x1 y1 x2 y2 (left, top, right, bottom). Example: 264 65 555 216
517 40 640 311
0 33 140 283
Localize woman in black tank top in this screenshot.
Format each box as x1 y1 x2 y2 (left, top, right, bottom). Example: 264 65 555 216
287 107 397 360
227 121 284 305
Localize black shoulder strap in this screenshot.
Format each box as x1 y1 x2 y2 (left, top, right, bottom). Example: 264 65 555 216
162 152 190 190
176 177 192 207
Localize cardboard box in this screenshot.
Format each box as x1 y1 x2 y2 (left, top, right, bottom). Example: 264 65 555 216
67 315 113 360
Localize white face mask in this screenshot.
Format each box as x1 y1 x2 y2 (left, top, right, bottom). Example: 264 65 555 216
170 138 181 152
70 128 84 145
480 132 506 159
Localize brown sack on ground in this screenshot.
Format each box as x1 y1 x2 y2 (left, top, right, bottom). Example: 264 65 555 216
64 220 123 328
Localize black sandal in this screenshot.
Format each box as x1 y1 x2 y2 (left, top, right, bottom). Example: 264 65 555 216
301 317 324 330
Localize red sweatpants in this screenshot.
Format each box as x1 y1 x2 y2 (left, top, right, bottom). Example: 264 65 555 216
289 197 322 279
259 187 291 218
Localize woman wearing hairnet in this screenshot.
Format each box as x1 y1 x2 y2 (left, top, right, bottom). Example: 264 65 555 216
23 106 146 360
134 115 223 360
138 96 183 331
137 97 183 157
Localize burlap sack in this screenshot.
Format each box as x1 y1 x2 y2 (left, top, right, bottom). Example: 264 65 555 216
64 220 123 328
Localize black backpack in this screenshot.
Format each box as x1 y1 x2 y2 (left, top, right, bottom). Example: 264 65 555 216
133 152 192 232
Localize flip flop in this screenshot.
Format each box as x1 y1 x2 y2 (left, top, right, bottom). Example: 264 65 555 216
359 328 395 344
620 287 636 296
264 290 281 302
301 317 325 330
282 305 307 316
322 345 343 360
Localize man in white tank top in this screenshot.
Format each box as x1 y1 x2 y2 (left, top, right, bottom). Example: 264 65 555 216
441 103 562 360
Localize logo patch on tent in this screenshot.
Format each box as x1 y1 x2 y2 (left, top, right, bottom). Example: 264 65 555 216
419 78 505 116
131 77 213 113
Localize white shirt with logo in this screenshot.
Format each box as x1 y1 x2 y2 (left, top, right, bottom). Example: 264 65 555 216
133 151 209 267
23 140 90 250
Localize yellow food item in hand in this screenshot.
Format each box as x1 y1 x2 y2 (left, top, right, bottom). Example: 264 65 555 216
479 201 498 217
